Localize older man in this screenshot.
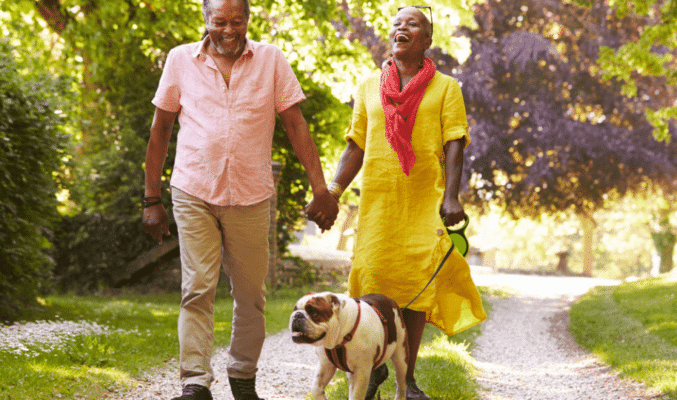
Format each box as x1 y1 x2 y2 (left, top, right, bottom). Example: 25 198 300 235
142 0 338 399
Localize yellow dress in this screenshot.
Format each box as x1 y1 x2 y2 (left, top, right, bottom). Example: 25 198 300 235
346 71 487 336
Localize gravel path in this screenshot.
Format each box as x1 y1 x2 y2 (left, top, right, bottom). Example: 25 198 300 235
104 271 665 399
106 330 319 399
471 272 664 400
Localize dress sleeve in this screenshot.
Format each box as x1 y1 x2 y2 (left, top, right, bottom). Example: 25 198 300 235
344 77 369 150
441 78 470 148
151 48 182 113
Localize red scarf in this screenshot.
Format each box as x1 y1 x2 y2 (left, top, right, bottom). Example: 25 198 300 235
380 57 436 175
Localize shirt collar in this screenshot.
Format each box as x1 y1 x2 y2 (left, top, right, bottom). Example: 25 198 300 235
194 36 254 61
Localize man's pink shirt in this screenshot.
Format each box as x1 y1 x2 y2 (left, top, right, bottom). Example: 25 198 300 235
152 38 305 206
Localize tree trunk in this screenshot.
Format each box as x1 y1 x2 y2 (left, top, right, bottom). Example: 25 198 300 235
336 204 359 251
650 206 676 274
579 213 596 277
267 162 283 290
34 0 101 155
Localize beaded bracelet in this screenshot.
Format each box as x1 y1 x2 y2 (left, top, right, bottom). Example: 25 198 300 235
327 182 344 201
143 196 163 208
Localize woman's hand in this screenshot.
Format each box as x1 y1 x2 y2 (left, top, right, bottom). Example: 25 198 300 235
440 197 465 227
305 191 339 232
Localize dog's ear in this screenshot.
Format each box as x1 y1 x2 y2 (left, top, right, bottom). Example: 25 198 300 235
329 294 342 311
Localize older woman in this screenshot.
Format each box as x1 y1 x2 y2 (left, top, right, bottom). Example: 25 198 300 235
309 6 486 400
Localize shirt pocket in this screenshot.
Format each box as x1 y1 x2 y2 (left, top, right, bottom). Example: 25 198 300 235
193 94 222 118
240 81 273 115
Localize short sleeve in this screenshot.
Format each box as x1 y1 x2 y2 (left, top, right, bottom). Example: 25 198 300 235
273 48 306 113
344 78 369 150
441 78 470 148
151 48 182 113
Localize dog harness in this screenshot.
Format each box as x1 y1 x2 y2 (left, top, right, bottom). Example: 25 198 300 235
324 299 389 374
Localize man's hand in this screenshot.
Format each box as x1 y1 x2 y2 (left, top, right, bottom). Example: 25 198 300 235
143 204 170 244
440 197 465 228
305 190 339 232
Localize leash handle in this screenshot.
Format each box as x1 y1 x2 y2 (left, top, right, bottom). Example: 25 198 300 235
403 241 454 310
446 213 470 257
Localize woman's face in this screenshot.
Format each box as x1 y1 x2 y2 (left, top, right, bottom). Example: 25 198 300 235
388 7 432 60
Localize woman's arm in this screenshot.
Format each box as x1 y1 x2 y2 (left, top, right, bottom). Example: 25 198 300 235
332 140 365 195
305 140 364 230
440 137 466 227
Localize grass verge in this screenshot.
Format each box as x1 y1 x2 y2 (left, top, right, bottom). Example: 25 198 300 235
0 284 334 400
1 284 497 400
569 276 677 399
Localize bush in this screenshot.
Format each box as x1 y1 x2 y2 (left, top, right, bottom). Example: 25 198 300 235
0 40 70 321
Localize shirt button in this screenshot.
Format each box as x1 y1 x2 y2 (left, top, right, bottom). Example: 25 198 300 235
437 229 444 236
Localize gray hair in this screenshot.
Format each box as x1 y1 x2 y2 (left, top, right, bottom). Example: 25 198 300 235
398 6 432 39
202 0 250 22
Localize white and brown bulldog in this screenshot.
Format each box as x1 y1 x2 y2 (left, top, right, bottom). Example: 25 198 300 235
290 292 409 400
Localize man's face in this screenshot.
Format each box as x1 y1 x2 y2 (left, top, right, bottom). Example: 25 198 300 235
205 0 248 59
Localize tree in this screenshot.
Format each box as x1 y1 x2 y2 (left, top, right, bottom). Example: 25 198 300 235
572 0 677 142
0 40 70 320
455 0 677 273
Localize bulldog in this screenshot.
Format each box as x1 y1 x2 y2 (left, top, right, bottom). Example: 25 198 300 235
290 292 409 400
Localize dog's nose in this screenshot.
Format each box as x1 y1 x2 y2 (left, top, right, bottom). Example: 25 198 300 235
293 312 304 321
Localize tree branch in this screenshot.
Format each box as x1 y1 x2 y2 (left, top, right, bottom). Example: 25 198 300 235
34 0 69 34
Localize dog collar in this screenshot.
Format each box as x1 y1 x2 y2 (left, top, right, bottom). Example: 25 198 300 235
325 299 390 374
325 300 362 373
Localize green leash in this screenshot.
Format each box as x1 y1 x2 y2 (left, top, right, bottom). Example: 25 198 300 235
403 214 470 310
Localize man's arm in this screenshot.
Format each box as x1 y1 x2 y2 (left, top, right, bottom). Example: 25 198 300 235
143 107 177 244
278 103 338 231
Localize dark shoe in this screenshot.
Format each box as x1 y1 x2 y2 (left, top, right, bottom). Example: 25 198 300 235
229 376 265 400
406 378 431 400
170 384 213 400
365 364 389 400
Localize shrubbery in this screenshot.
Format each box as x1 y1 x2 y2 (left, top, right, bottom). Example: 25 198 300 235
0 40 70 321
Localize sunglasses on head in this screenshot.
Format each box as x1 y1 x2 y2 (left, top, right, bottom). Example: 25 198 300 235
397 5 433 36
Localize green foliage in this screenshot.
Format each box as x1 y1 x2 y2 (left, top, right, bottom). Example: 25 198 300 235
573 0 677 141
570 279 677 397
0 40 71 321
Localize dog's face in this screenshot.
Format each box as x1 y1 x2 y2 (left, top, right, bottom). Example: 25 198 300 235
290 292 343 345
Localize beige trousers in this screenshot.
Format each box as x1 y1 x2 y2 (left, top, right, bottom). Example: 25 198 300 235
171 187 269 388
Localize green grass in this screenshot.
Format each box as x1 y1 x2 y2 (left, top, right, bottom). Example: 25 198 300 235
569 276 677 399
0 284 497 400
0 285 334 400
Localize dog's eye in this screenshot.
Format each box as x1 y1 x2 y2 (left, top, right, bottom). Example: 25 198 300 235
308 309 318 317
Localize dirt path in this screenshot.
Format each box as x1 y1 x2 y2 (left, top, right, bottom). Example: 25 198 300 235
471 272 664 400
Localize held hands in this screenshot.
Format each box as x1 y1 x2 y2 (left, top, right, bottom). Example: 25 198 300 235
440 197 465 228
305 190 339 232
143 204 170 245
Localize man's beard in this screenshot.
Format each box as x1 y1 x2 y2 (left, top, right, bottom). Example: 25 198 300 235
213 36 245 57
